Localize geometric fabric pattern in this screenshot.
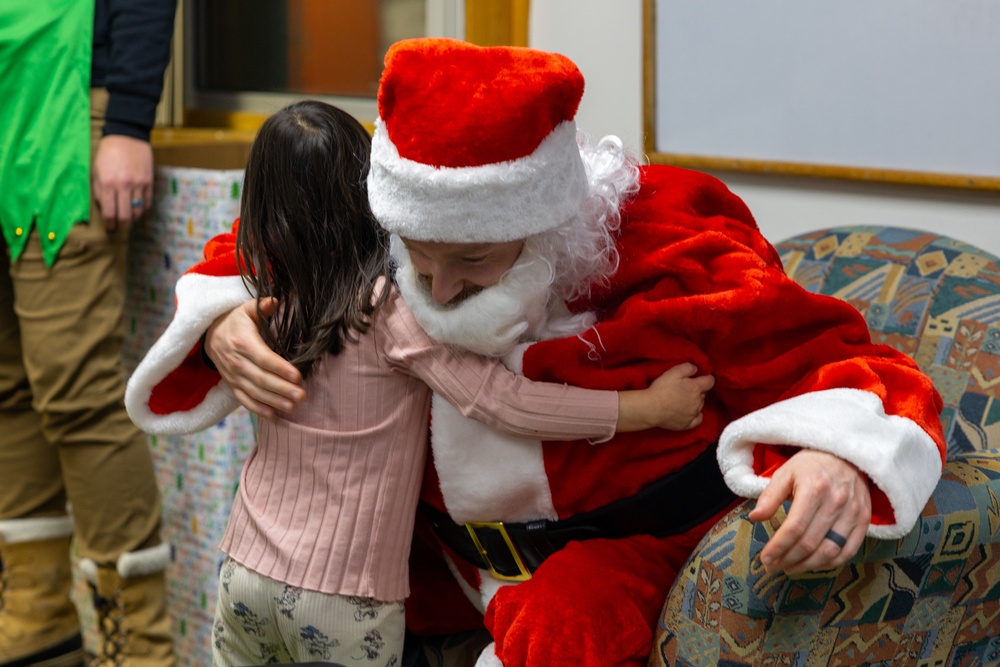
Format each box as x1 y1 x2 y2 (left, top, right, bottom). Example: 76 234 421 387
652 450 1000 667
778 226 1000 456
651 226 1000 667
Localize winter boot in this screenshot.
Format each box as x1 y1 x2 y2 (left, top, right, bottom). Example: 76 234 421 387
80 545 174 667
0 517 84 667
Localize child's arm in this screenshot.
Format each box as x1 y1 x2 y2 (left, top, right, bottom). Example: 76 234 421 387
617 362 714 432
385 293 711 441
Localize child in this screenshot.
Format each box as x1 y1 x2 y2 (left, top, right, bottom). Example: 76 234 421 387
130 100 713 666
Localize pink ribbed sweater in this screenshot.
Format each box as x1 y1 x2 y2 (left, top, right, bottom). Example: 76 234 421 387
219 287 618 601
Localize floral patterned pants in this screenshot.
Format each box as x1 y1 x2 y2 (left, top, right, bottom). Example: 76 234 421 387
213 556 405 667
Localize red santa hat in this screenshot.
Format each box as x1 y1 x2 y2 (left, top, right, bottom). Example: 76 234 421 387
367 38 590 243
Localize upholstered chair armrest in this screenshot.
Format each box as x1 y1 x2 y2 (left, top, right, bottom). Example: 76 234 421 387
651 449 1000 666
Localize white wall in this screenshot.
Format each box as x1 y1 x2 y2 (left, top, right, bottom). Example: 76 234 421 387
529 0 1000 256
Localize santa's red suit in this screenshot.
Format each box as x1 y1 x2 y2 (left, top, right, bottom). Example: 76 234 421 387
125 163 945 666
399 164 946 667
125 39 945 667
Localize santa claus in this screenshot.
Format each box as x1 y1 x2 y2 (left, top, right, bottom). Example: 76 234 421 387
126 39 945 667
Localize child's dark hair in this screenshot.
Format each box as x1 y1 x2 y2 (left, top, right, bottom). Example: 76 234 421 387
236 100 391 378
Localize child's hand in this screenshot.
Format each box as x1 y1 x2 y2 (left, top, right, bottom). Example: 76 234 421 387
616 362 715 433
647 363 715 430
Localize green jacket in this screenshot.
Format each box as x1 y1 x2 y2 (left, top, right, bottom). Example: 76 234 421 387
0 0 94 267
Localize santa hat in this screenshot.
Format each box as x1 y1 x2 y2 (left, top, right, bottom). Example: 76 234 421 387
367 38 589 243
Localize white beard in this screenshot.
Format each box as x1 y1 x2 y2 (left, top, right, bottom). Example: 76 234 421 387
390 235 594 356
393 233 593 528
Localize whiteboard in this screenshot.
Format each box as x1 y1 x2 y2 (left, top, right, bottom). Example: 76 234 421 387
646 0 1000 190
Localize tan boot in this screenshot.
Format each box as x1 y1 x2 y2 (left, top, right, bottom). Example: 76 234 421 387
80 545 174 667
0 517 84 667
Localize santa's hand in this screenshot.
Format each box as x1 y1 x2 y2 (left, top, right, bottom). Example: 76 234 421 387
748 449 870 575
617 363 714 432
204 298 305 418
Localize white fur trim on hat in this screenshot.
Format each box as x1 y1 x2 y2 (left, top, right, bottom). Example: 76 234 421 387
368 119 588 243
717 388 942 539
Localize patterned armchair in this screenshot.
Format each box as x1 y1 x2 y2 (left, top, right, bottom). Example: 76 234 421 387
652 226 1000 666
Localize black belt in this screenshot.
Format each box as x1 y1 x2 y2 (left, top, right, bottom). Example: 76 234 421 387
420 442 737 581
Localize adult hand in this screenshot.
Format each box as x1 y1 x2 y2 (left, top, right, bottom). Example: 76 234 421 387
748 449 871 575
204 297 306 419
92 134 154 231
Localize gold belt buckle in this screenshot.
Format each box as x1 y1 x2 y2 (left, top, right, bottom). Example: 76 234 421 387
465 521 532 582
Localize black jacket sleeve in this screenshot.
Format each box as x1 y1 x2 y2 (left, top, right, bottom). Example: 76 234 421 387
92 0 178 141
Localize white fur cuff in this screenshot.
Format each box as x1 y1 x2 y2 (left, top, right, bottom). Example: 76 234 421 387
718 388 942 539
79 543 172 581
0 515 74 544
125 273 253 435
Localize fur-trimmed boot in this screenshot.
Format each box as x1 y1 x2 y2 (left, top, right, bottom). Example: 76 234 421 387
0 517 84 667
80 545 174 667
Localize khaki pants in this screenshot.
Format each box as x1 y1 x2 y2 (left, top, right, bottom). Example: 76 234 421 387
0 88 162 563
